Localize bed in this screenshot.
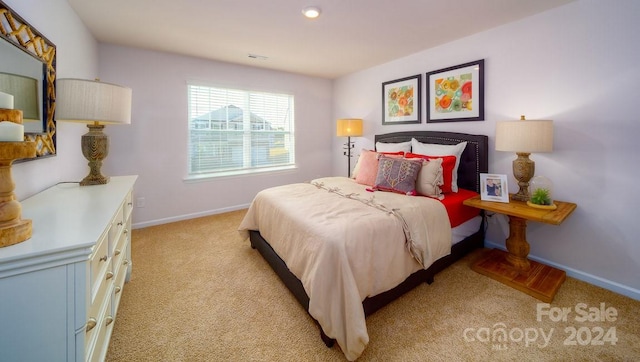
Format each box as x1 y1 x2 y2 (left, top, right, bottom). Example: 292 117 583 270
239 131 488 360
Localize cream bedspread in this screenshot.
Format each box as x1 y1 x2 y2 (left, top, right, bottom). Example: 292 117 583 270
238 177 451 360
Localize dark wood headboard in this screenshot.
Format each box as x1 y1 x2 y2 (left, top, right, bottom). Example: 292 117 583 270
375 131 489 193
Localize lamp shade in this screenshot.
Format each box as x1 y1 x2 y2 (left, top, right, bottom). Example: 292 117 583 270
56 79 132 124
336 118 363 137
0 73 40 121
495 116 553 153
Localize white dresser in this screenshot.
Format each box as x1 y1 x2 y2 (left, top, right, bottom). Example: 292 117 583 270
0 175 137 362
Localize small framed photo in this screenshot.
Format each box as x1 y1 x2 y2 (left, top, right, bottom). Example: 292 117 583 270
426 59 484 123
382 74 421 125
480 173 509 203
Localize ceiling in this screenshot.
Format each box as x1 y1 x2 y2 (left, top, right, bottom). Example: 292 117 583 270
68 0 575 79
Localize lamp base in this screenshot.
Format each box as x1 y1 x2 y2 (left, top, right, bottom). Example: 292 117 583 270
343 136 355 177
80 174 110 186
80 123 110 186
512 152 534 202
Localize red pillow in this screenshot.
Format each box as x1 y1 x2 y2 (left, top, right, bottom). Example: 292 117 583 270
405 153 457 193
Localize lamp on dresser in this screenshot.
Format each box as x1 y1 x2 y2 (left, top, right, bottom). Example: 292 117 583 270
336 118 363 177
495 115 553 201
56 79 132 186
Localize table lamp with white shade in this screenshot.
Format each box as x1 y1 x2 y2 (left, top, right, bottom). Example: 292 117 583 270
56 79 132 186
495 115 553 202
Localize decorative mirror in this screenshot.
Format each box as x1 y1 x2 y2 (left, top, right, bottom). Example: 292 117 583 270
0 1 56 160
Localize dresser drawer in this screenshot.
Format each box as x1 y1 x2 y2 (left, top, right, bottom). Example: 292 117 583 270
89 233 110 303
87 266 113 330
124 190 133 220
112 230 127 269
113 248 129 316
108 204 125 254
87 291 114 362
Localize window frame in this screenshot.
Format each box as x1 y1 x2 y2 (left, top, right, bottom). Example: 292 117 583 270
186 84 296 180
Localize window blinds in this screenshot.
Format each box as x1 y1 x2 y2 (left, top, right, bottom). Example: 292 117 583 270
188 85 295 176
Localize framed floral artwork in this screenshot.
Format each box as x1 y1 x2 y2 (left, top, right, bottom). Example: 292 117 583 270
382 74 421 125
426 59 484 123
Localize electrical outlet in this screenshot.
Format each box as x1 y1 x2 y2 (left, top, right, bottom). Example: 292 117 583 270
136 197 146 208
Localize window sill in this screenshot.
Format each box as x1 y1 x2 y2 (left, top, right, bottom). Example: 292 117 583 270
184 164 298 183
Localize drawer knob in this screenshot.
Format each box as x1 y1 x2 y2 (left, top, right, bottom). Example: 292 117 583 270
124 229 129 235
86 318 97 332
115 249 121 256
115 286 122 294
99 255 108 262
127 202 133 206
105 316 114 326
117 221 123 226
106 271 114 280
123 259 130 266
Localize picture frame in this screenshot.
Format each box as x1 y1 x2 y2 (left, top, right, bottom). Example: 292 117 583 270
480 173 509 203
382 74 421 125
426 59 484 123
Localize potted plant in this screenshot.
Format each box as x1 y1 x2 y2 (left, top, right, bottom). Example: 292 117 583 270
530 187 552 205
527 176 557 210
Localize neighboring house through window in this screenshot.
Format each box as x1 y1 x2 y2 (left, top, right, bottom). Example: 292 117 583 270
187 85 295 177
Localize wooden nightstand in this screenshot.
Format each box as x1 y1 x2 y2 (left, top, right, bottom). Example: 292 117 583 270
463 195 577 302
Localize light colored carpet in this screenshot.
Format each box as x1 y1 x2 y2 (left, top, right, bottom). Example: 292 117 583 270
106 210 640 361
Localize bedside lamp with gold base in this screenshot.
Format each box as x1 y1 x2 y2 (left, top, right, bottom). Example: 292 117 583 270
495 115 553 202
56 79 132 186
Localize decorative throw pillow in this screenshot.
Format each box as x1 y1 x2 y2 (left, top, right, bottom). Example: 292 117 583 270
405 157 444 199
406 153 456 193
410 139 467 192
375 140 412 153
353 150 404 184
373 156 422 195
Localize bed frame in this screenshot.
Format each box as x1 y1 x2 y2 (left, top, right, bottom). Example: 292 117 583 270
249 131 488 347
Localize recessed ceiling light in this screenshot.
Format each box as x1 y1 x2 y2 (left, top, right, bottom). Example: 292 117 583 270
302 6 321 19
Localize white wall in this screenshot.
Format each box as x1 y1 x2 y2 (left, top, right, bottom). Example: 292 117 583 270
98 45 333 226
333 0 640 300
6 0 99 199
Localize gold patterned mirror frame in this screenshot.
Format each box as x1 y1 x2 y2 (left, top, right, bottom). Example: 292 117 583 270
0 1 56 158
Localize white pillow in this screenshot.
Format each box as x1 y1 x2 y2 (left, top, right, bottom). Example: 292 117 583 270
405 157 444 199
375 141 411 153
351 149 367 178
411 138 467 192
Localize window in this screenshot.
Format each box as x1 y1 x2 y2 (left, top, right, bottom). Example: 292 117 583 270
187 85 295 177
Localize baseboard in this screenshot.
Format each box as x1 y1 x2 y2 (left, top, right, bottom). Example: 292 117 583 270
132 204 250 229
484 240 640 301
